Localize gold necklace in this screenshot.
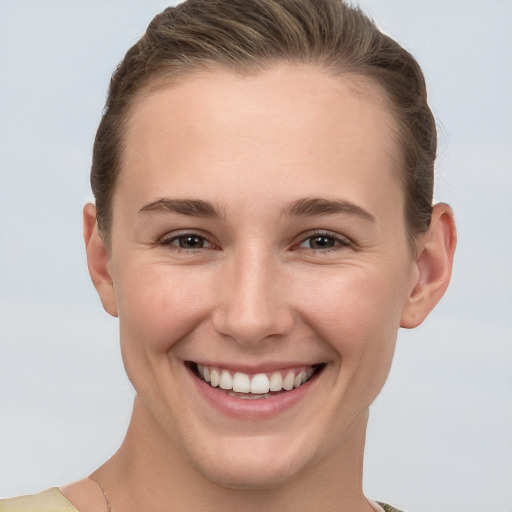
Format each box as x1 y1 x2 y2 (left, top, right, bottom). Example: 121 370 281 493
91 477 113 512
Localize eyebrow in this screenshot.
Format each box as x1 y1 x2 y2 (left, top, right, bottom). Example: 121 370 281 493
138 196 375 222
138 198 224 219
282 197 376 222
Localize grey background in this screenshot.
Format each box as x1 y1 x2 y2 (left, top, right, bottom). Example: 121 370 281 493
1 1 511 511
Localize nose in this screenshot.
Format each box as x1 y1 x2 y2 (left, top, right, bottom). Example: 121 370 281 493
211 247 294 346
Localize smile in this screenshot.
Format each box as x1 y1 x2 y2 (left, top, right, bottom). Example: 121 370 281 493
191 363 323 399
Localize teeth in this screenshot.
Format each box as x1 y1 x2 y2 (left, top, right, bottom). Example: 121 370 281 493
250 373 270 394
282 372 295 391
232 372 251 393
210 369 220 387
219 370 233 390
269 372 283 392
228 391 272 400
196 364 317 395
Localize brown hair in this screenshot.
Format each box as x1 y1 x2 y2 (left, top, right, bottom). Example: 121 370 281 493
91 0 436 245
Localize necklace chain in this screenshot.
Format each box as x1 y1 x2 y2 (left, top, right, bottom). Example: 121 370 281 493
91 477 113 512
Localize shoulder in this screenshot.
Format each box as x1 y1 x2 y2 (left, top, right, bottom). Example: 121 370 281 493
0 488 78 512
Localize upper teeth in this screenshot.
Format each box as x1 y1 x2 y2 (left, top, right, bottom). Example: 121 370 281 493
197 364 314 394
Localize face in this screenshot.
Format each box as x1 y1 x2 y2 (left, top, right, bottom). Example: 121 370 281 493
97 65 420 489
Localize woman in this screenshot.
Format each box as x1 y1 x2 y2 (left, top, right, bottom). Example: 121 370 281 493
0 0 456 510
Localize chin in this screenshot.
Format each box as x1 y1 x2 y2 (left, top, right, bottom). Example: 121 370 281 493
194 456 304 491
184 432 321 492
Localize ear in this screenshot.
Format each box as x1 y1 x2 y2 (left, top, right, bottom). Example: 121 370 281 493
400 203 457 329
83 203 118 317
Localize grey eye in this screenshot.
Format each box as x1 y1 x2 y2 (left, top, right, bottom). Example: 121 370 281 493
176 235 207 249
297 231 351 251
299 234 346 250
307 235 337 249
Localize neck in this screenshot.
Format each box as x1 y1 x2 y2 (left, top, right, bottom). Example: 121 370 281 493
91 397 372 512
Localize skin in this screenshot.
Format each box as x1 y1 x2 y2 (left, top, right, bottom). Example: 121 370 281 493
65 65 456 512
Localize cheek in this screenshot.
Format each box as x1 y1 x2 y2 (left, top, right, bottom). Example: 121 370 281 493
115 264 212 354
295 262 408 358
297 265 409 418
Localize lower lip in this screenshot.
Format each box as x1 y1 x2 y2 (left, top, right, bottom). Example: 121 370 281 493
187 365 320 420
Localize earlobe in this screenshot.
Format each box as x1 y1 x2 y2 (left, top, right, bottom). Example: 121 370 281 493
83 203 118 317
400 203 457 329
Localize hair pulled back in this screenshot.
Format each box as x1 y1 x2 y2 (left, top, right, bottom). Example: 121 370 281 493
91 0 436 244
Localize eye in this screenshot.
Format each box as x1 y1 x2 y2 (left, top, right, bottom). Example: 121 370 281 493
298 231 350 251
159 232 215 250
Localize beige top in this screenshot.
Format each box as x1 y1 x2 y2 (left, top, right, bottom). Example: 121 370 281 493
0 488 77 512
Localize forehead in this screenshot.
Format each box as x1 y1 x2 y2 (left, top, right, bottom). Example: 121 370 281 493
118 65 403 214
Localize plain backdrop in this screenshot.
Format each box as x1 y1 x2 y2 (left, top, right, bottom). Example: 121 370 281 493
1 1 511 511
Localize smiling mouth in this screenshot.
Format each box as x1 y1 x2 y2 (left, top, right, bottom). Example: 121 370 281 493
188 362 325 400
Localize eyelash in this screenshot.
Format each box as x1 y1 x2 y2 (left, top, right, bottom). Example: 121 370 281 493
296 231 351 253
158 232 216 251
158 230 351 254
